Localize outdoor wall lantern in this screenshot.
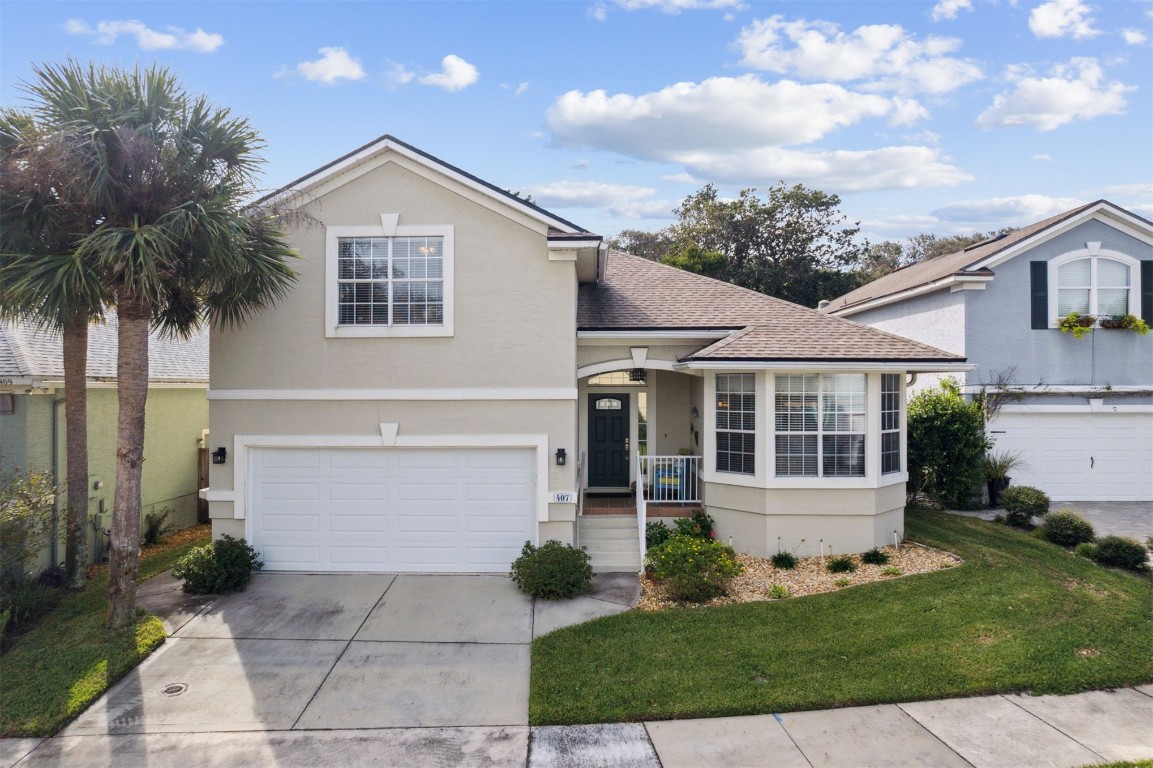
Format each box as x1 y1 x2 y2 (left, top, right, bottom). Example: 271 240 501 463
628 368 647 383
555 448 567 466
212 447 228 465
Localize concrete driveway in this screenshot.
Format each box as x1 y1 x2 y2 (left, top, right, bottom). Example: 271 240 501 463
3 571 635 767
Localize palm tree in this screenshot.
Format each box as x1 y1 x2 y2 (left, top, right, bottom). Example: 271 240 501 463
0 108 108 589
19 60 297 628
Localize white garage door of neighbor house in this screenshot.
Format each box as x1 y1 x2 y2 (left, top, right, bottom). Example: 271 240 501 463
249 447 536 572
987 412 1153 501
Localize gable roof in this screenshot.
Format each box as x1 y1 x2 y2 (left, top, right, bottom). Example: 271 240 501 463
0 315 208 385
823 200 1153 316
256 134 592 236
579 251 963 364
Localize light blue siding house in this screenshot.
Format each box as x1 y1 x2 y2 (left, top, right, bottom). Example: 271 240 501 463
824 201 1153 501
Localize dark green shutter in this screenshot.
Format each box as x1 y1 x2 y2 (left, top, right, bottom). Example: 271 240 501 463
1141 261 1153 325
1030 261 1048 329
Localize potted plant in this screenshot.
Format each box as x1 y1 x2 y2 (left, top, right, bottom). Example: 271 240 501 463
1057 312 1096 338
983 449 1026 507
1098 314 1151 334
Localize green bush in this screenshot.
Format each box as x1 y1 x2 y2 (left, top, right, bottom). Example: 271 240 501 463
1090 536 1148 571
770 551 798 569
907 379 989 508
649 533 743 603
881 566 903 576
509 540 593 599
645 521 672 550
767 584 789 599
1074 542 1097 559
0 471 56 581
1041 510 1095 547
1000 485 1050 526
861 548 890 565
172 535 263 594
673 510 715 539
834 577 851 587
827 555 857 573
142 508 176 547
0 579 60 639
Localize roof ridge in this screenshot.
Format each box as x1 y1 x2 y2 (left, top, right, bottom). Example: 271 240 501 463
689 325 755 358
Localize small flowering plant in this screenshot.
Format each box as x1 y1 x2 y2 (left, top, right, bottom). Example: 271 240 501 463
647 532 743 602
1057 312 1096 338
673 510 716 539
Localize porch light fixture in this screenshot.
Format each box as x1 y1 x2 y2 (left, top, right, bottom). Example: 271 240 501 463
628 368 647 383
211 447 228 465
555 448 567 466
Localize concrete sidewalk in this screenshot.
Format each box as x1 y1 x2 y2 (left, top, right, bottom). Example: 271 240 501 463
5 686 1150 767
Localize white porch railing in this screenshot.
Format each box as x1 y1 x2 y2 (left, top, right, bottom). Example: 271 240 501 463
636 455 703 565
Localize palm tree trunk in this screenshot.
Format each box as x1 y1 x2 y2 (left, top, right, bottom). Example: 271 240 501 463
62 309 90 589
106 295 149 629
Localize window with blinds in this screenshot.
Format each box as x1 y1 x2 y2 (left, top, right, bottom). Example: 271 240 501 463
337 236 444 326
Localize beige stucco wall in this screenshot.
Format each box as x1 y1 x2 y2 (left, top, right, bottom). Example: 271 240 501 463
211 157 576 392
705 482 905 557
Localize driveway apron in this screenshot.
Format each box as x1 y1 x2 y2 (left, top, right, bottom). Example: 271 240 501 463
63 573 534 736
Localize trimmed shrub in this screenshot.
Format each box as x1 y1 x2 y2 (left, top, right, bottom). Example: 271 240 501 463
767 584 789 600
1041 510 1095 547
509 540 592 599
770 551 798 570
1000 485 1050 527
907 379 989 508
673 510 716 540
827 555 857 573
1074 542 1097 559
861 548 890 565
881 566 903 577
1090 536 1148 571
645 521 672 550
172 535 263 594
649 533 743 603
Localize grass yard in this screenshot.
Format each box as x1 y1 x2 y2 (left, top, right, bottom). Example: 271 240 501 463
530 509 1153 725
0 525 211 737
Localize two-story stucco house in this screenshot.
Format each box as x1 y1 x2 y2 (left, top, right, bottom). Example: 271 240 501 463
205 136 967 573
823 201 1153 502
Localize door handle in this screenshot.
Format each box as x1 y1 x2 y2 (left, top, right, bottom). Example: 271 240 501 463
1090 456 1094 468
624 438 630 453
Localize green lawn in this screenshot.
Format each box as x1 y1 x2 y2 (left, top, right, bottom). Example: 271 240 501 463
531 509 1153 725
0 528 211 737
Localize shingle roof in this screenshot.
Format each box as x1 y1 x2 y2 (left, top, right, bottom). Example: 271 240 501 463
0 315 208 383
578 251 963 363
821 201 1105 314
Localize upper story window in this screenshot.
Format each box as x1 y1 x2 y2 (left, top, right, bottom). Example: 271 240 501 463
1057 256 1131 317
337 236 444 326
326 221 454 338
775 374 866 478
716 373 755 475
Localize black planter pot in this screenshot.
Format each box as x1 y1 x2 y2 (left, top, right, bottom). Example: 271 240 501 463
987 476 1011 507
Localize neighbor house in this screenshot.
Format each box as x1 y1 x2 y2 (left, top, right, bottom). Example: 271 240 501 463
0 316 209 573
205 135 968 573
823 201 1153 502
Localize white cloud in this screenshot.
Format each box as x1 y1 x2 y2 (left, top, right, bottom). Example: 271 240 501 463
1033 153 1054 161
614 0 744 12
292 47 365 84
930 0 973 21
520 180 674 219
589 2 609 21
384 61 416 87
1028 0 1100 39
931 194 1085 224
889 97 931 126
548 75 895 155
1100 182 1153 196
676 145 971 191
663 172 698 183
977 58 1132 130
1129 203 1153 217
735 16 982 95
547 75 969 191
418 55 479 91
65 18 223 52
1122 28 1148 45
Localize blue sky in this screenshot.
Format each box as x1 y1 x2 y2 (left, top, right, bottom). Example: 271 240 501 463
2 0 1150 243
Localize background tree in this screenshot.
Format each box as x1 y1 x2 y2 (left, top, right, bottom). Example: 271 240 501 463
20 60 297 628
0 108 108 589
859 229 1015 281
606 228 675 261
658 244 725 278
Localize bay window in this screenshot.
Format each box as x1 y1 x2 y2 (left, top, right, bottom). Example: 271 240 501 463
775 374 866 478
716 373 755 474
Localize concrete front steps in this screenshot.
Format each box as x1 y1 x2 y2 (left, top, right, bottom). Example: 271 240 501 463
578 515 642 572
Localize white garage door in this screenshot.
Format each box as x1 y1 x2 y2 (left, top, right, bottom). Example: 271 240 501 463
249 446 536 572
987 412 1153 501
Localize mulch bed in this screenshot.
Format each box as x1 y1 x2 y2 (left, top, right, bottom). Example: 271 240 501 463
85 523 212 578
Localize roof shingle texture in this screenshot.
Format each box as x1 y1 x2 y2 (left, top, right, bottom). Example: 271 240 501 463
578 252 963 362
822 201 1100 314
0 315 208 382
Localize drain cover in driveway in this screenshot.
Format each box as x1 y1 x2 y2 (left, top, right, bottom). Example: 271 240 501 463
159 683 189 697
